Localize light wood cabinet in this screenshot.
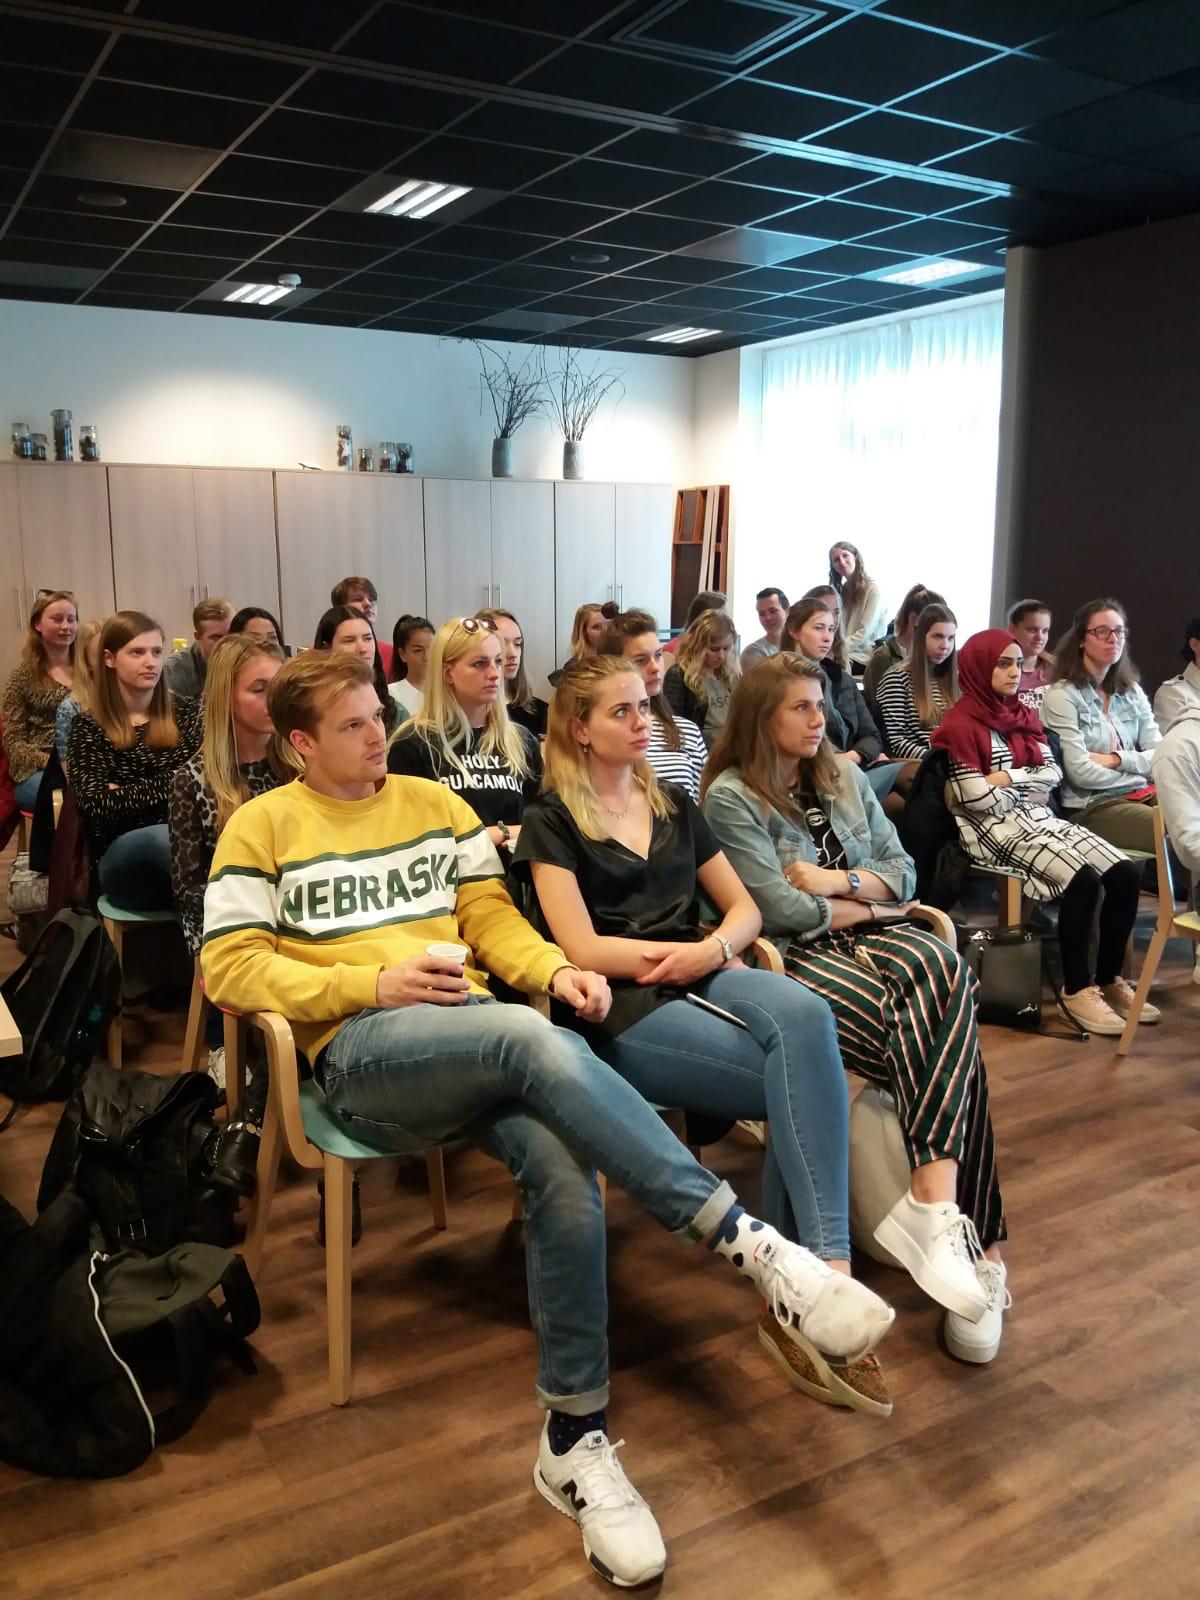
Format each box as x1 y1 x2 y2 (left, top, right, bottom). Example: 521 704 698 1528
615 483 673 627
192 469 279 618
108 466 199 638
423 478 492 625
554 483 616 663
14 464 115 631
491 480 555 697
0 467 27 677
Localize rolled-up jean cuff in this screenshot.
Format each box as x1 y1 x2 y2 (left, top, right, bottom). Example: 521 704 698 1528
679 1179 737 1245
537 1381 611 1416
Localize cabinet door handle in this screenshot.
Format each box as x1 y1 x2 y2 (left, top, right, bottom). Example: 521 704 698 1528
190 585 197 609
494 582 501 607
202 584 209 601
13 587 23 627
617 583 623 608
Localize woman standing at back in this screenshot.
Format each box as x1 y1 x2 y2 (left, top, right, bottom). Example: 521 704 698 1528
829 543 888 673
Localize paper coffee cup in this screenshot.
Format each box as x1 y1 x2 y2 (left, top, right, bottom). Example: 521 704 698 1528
426 942 469 967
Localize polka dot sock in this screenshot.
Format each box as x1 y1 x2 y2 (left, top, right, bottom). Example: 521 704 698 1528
548 1407 608 1457
706 1202 788 1295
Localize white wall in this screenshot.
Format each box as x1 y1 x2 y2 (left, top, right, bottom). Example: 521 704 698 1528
0 298 695 484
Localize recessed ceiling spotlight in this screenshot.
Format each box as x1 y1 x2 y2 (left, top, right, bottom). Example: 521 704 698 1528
224 281 295 306
646 326 720 345
77 191 127 208
365 178 471 219
875 258 988 287
570 250 610 266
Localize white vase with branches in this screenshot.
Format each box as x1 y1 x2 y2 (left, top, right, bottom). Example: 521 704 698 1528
470 340 545 477
539 347 625 480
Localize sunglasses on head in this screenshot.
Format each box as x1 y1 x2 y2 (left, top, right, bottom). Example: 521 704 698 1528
458 616 498 635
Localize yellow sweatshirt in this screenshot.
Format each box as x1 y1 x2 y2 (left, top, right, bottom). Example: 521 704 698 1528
201 775 569 1062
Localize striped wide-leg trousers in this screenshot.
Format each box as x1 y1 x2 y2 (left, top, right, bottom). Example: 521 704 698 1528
784 924 1006 1248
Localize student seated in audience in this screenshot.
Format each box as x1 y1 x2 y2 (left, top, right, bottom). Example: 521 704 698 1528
1007 598 1054 714
229 605 286 654
201 649 893 1590
388 613 434 723
1153 613 1200 734
169 634 300 1182
331 574 392 676
862 583 943 707
55 617 103 771
477 606 549 738
517 651 896 1415
1041 598 1160 856
69 609 202 911
2 589 78 809
783 597 900 807
876 603 960 765
935 629 1149 1038
388 615 540 865
597 609 707 800
314 605 398 737
164 597 233 698
663 589 726 655
1152 689 1200 985
702 653 1008 1366
829 542 888 673
740 586 789 672
662 608 739 749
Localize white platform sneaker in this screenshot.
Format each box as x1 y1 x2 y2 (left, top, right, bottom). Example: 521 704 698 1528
873 1192 989 1320
945 1259 1011 1364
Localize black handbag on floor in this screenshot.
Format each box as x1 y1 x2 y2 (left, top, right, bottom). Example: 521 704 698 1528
961 925 1089 1040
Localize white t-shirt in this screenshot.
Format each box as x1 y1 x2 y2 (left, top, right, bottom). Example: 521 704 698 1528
388 678 424 721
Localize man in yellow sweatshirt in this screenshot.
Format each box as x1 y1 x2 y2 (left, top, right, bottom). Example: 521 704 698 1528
202 652 892 1589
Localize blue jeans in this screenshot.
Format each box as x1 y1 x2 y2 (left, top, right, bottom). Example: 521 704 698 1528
13 771 42 811
321 999 735 1414
98 824 173 910
603 970 851 1263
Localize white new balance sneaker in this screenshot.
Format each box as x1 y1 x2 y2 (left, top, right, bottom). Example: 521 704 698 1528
755 1234 895 1363
873 1193 988 1320
535 1421 666 1588
944 1259 1011 1364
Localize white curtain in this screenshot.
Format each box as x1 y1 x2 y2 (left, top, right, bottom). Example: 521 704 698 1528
750 295 1003 640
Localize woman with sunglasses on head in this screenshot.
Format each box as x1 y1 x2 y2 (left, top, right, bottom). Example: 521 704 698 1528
876 603 960 766
1041 599 1161 856
829 543 888 674
938 629 1148 1038
597 609 708 800
387 614 540 861
3 589 77 809
515 652 895 1416
702 653 1008 1367
388 614 434 723
477 606 549 739
662 608 740 750
314 604 398 737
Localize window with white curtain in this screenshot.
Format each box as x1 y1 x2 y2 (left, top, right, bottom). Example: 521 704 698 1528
748 294 1003 640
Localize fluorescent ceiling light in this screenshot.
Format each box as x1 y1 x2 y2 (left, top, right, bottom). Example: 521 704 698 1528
224 282 293 305
876 258 987 287
647 326 720 345
365 179 471 219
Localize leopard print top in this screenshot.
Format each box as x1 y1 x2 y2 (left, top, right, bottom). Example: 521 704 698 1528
169 752 285 954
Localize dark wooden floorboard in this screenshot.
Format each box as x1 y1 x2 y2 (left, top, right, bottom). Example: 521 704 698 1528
1 868 1197 1599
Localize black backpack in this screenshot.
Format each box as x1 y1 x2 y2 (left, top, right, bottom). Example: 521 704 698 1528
38 1061 235 1256
0 909 121 1131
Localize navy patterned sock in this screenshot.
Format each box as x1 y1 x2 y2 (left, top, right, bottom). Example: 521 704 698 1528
548 1408 608 1456
707 1202 786 1291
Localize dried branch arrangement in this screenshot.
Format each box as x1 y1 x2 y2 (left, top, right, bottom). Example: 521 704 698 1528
538 347 625 442
471 340 546 438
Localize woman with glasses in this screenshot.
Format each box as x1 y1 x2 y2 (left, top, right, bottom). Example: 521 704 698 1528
1042 598 1161 855
2 589 77 809
387 614 540 862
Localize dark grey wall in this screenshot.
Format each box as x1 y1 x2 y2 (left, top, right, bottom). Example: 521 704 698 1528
1007 210 1200 692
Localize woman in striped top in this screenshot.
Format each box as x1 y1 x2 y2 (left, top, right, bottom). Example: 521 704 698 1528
598 609 707 799
703 653 1009 1369
877 603 960 764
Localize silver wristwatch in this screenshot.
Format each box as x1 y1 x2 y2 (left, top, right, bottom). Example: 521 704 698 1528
711 933 734 965
846 869 862 897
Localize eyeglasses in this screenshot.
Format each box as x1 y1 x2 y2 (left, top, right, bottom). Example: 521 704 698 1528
1086 626 1126 642
458 616 498 635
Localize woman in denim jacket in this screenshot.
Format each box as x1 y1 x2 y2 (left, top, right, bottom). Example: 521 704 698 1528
1042 598 1160 854
703 654 1009 1368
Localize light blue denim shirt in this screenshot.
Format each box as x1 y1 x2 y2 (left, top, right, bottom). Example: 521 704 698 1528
702 762 916 951
1041 678 1161 812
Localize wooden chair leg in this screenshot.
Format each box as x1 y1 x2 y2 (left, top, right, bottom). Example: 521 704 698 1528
16 814 29 855
425 1146 448 1230
1000 876 1022 926
103 918 123 1070
597 1171 607 1206
1116 925 1170 1057
511 1182 525 1223
325 1155 354 1406
224 1011 245 1117
241 1091 284 1279
182 959 207 1073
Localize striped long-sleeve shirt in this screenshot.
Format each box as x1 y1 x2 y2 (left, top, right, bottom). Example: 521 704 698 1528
876 663 949 761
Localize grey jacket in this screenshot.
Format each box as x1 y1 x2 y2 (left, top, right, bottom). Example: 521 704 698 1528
1153 661 1200 735
1152 706 1200 875
1041 678 1160 812
163 641 206 700
702 763 916 951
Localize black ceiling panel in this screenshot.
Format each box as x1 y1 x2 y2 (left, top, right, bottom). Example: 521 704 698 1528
0 0 1191 349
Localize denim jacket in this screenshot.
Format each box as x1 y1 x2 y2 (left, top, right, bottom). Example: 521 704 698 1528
1041 678 1161 812
702 763 916 951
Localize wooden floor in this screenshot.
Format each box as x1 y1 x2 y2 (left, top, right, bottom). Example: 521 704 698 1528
1 877 1197 1600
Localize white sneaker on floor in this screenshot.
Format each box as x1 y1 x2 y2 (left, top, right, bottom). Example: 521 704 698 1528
1102 978 1160 1023
873 1193 989 1320
207 1046 226 1091
944 1259 1011 1364
535 1421 666 1588
757 1236 895 1363
1057 984 1125 1037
